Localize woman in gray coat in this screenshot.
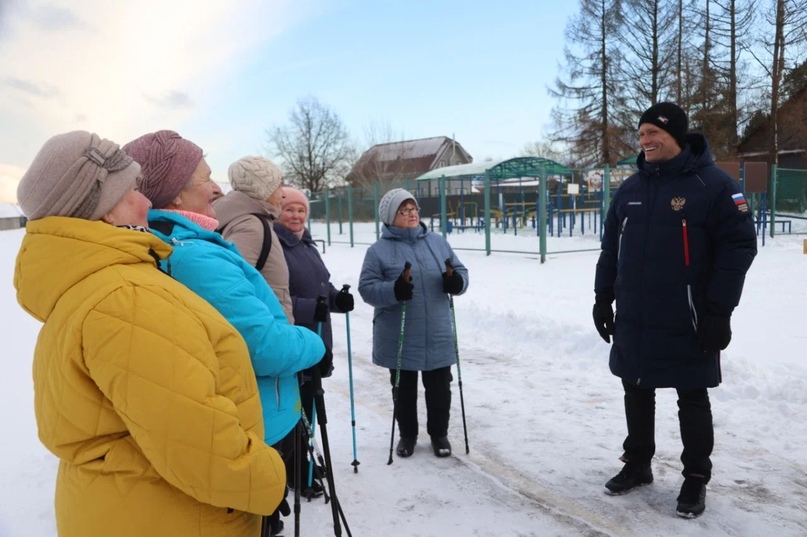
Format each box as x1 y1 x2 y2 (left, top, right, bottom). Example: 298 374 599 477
358 188 468 458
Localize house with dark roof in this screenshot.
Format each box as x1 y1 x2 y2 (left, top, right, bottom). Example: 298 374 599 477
347 136 472 186
737 86 807 169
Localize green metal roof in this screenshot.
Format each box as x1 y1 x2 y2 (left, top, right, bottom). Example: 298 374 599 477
415 156 573 182
617 154 638 167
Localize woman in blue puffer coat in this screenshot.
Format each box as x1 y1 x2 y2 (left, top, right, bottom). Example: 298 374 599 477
359 188 469 459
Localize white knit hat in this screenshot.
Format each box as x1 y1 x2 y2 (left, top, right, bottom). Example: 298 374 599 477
378 188 417 226
228 156 283 201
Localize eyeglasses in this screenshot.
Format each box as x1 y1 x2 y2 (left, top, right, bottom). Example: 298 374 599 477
397 207 420 216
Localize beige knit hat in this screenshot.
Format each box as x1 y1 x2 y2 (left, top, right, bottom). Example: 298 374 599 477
228 156 283 201
17 131 140 221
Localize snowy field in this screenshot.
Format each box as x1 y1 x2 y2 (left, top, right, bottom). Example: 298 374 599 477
1 222 806 537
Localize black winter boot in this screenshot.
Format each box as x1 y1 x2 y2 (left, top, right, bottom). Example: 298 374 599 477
396 437 417 457
676 476 706 518
604 461 653 495
431 436 451 457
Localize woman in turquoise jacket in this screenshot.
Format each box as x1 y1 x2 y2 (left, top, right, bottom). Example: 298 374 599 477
124 130 325 536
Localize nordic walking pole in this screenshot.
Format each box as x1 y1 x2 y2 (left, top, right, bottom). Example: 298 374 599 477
388 261 411 465
308 304 326 493
293 420 302 536
300 408 331 503
445 258 469 454
311 295 352 536
340 284 360 473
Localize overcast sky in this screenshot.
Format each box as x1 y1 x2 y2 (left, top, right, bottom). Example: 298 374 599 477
0 0 577 202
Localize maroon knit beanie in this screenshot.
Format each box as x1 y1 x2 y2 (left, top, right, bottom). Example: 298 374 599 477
122 130 203 209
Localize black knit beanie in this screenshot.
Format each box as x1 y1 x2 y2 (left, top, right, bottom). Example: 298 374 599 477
638 102 688 149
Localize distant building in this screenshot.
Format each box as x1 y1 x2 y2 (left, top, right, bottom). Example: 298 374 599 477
737 86 807 169
347 136 472 186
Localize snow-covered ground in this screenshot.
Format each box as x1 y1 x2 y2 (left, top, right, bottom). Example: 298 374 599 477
1 222 805 537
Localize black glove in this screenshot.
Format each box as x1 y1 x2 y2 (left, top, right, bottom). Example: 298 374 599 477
313 298 329 323
278 494 290 516
697 313 732 352
318 347 333 377
592 296 615 343
442 271 463 295
394 272 414 302
335 288 354 312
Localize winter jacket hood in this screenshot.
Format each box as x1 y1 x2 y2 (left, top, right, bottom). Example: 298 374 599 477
636 132 713 177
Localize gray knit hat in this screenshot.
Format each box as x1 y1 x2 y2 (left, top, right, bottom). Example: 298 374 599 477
17 131 140 221
228 156 283 201
378 188 417 226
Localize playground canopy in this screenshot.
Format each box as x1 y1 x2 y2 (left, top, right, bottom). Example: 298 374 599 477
414 156 573 182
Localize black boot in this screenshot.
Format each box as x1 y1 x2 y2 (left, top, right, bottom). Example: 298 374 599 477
676 476 707 518
396 437 417 457
604 461 653 495
431 436 451 457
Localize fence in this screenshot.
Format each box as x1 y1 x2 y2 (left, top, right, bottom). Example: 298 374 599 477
308 167 620 263
0 216 26 231
755 166 807 241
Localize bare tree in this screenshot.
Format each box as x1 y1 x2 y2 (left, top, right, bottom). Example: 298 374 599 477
267 96 354 193
617 0 679 112
362 119 406 149
346 120 413 187
695 0 756 157
550 0 634 167
520 136 571 165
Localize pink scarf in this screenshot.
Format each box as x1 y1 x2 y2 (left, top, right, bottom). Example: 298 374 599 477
167 209 219 231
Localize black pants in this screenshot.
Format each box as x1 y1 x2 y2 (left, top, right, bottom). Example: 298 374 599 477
389 366 453 439
263 428 294 535
285 377 318 487
620 379 714 483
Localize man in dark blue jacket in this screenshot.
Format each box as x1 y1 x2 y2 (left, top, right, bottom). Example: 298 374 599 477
593 102 757 518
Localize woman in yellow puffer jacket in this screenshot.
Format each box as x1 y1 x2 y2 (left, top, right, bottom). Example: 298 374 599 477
14 131 286 537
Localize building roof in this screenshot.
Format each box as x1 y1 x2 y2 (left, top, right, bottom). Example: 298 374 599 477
349 136 472 182
369 136 451 162
415 156 572 181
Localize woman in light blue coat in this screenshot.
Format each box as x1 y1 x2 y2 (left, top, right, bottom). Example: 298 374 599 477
124 130 325 537
358 189 468 459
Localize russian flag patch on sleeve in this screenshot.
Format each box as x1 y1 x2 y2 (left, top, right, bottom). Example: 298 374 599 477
732 192 749 212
